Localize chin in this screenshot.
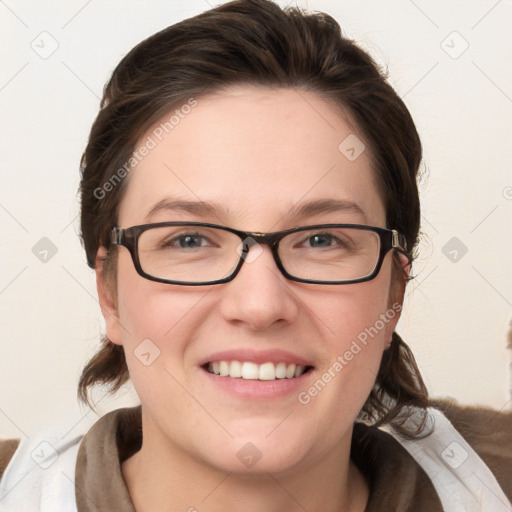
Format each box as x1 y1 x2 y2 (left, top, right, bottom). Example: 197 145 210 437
200 432 312 476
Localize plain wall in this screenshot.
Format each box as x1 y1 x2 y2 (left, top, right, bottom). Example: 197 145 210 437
1 0 512 439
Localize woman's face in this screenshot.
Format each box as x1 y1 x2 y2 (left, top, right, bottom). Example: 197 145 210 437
98 86 404 475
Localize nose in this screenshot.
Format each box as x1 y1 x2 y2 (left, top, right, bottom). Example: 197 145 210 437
218 243 299 331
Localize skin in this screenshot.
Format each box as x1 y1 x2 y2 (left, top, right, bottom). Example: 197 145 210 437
96 86 407 512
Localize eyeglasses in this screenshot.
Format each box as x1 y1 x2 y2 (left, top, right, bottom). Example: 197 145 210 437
110 222 408 286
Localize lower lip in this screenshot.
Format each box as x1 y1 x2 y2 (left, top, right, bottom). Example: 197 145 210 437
200 367 314 400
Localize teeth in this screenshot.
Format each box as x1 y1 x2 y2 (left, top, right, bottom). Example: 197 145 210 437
219 360 229 376
229 360 242 378
285 363 296 379
294 365 305 378
241 362 259 379
275 362 287 379
258 362 275 381
206 360 308 380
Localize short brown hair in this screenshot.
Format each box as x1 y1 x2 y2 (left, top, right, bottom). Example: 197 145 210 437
78 0 429 437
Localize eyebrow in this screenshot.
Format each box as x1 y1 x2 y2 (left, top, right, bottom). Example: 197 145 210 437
145 198 221 220
285 198 366 222
144 197 367 224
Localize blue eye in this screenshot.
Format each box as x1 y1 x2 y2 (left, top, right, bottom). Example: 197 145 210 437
163 233 209 249
307 233 335 247
301 232 351 249
179 234 204 248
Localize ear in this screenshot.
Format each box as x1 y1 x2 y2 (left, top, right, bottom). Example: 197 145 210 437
384 253 410 347
95 246 123 346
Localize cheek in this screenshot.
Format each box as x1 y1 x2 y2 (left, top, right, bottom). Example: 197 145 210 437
323 270 395 348
114 278 192 409
298 284 395 426
311 264 396 389
117 276 197 349
114 255 209 374
324 296 391 383
115 252 184 340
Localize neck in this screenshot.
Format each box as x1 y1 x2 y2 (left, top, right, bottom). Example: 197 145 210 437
122 418 369 512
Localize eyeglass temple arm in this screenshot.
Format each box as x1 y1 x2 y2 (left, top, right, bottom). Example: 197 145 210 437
392 229 411 259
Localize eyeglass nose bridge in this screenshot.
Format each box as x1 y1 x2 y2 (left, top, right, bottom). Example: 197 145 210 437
237 231 283 258
233 231 290 282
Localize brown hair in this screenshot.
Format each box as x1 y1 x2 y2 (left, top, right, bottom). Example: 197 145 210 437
78 0 429 437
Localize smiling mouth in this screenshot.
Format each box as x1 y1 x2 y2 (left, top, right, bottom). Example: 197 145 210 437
204 361 313 381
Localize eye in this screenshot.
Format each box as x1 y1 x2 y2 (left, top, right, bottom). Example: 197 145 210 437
162 232 211 249
300 232 351 249
306 233 336 248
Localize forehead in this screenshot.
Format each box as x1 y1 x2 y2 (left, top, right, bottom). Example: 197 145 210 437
118 86 386 229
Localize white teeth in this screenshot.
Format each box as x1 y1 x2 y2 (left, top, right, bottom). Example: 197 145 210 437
285 363 296 379
294 365 305 378
258 362 275 381
241 361 259 379
206 360 308 380
275 362 287 379
229 360 242 378
219 360 229 376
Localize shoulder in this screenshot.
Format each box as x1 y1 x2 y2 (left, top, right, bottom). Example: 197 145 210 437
0 438 20 480
0 430 85 510
430 396 512 500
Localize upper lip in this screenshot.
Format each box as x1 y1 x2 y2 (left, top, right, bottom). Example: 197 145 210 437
198 349 313 367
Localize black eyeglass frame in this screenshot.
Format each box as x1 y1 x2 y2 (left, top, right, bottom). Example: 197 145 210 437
110 222 409 286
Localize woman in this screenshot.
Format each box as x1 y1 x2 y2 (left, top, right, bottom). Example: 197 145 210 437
1 1 511 510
